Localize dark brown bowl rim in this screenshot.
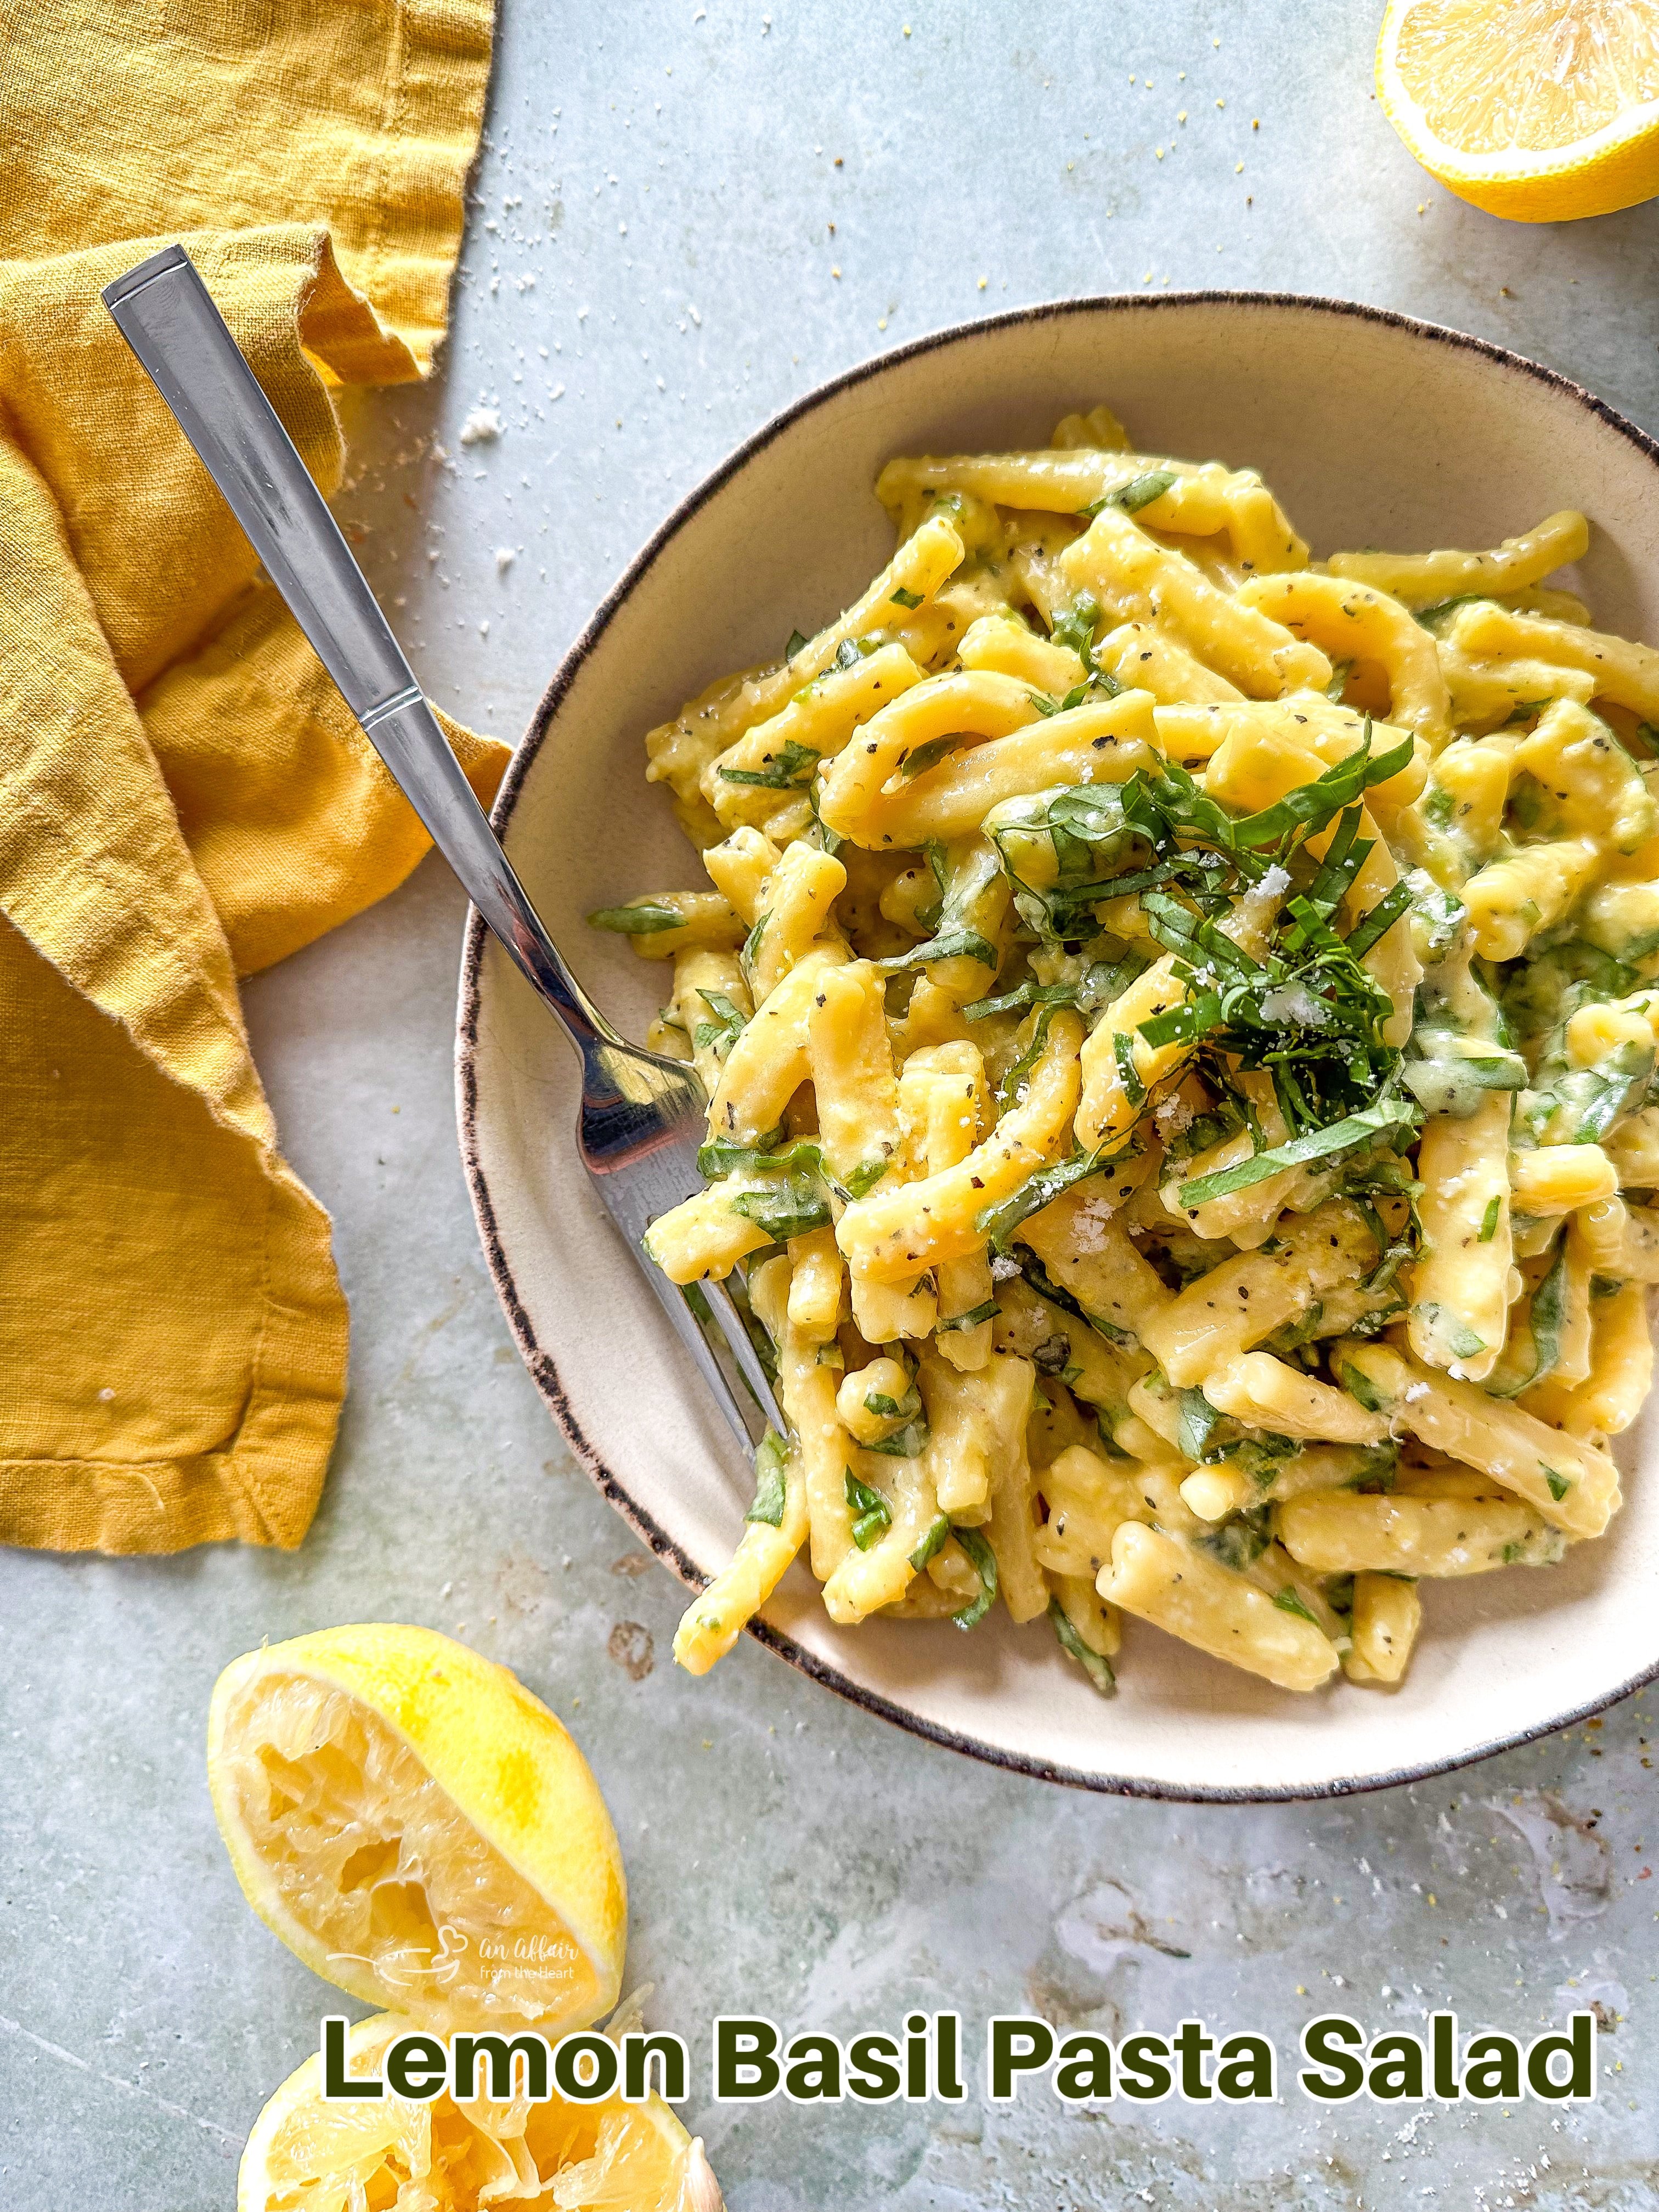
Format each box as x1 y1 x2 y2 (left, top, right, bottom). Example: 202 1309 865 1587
456 287 1659 1802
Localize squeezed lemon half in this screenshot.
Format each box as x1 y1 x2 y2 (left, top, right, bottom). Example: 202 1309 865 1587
208 1625 626 2035
237 2012 723 2212
1378 0 1659 221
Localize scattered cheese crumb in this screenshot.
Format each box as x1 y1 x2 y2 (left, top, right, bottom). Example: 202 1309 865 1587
459 407 501 445
494 546 515 574
1261 983 1331 1029
1070 1191 1119 1254
1258 863 1291 897
1404 1382 1430 1402
990 1254 1023 1282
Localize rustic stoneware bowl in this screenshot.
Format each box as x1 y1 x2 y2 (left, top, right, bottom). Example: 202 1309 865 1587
458 293 1659 1798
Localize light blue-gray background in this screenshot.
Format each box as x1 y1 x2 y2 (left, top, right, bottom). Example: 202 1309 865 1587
4 3 1657 2205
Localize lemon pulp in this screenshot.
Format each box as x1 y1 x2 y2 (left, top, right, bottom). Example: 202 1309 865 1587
1393 0 1659 154
239 2015 713 2212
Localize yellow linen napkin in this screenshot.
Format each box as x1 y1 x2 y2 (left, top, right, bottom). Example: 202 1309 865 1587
0 3 505 1553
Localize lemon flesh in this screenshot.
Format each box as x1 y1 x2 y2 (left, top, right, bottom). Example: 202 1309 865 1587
208 1626 625 2035
1379 0 1659 220
238 2013 717 2212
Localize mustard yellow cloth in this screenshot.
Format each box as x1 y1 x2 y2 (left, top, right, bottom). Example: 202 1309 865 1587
0 2 505 1553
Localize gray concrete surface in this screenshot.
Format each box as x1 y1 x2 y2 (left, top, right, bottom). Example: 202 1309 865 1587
4 3 1658 2205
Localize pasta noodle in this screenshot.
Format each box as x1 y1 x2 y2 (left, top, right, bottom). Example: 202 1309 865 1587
597 407 1655 1700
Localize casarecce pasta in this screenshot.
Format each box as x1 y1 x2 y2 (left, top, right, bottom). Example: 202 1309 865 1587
590 403 1657 1699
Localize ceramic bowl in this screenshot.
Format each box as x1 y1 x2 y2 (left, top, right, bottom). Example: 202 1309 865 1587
458 293 1659 1799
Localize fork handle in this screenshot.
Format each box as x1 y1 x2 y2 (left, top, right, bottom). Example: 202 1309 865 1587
101 244 617 1060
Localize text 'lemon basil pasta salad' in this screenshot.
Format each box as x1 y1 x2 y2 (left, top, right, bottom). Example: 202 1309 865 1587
590 400 1659 1699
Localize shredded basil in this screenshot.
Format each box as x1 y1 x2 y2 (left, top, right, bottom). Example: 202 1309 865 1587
1344 879 1413 961
1080 467 1178 519
697 1131 802 1178
1412 593 1483 630
1048 1598 1116 1693
978 1149 1115 1250
744 1430 789 1526
879 926 997 973
728 1183 832 1242
1477 1195 1502 1243
1527 1241 1570 1388
692 989 748 1054
1543 1468 1571 1502
963 980 1079 1022
588 900 687 935
899 734 960 782
1273 1585 1318 1625
985 783 1148 943
718 737 820 789
879 838 1002 974
890 584 924 610
1049 592 1102 665
1230 728 1416 850
1341 1362 1387 1414
1174 1385 1221 1461
936 1297 1000 1333
1178 1097 1419 1209
715 1140 833 1241
844 1468 892 1549
1410 1302 1486 1362
951 1525 998 1629
1113 1031 1147 1105
1199 1506 1272 1570
843 1159 889 1199
909 1513 951 1571
864 1385 921 1422
864 1417 930 1458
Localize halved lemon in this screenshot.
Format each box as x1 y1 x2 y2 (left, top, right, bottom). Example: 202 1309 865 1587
1378 0 1659 222
238 2012 724 2212
208 1626 625 2034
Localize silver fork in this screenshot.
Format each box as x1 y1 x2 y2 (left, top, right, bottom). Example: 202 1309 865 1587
103 244 782 1454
